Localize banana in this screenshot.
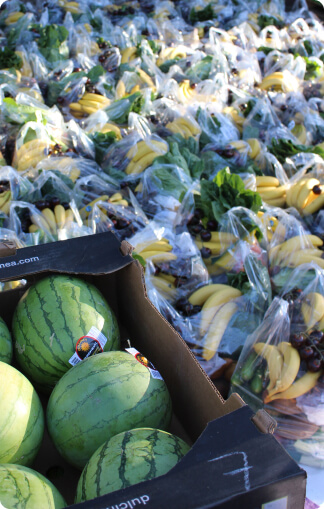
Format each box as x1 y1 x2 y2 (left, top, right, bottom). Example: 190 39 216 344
208 249 237 274
285 251 324 269
202 301 237 361
137 69 156 91
54 205 66 229
265 196 286 208
200 287 242 336
295 178 321 210
139 251 177 262
82 93 109 105
271 234 323 265
5 11 24 25
209 232 237 244
223 107 244 132
255 175 280 187
42 208 57 234
126 152 161 175
286 177 312 209
194 240 223 255
188 284 236 306
65 209 74 224
257 185 287 200
268 370 322 401
126 140 167 162
29 224 40 233
253 343 284 392
152 276 177 301
108 193 124 203
158 273 176 284
79 196 109 220
301 292 324 328
302 190 324 216
265 342 301 401
175 117 201 136
0 191 12 214
247 138 261 159
178 80 196 103
229 140 250 152
139 241 172 253
291 123 307 144
30 214 52 233
100 123 122 139
259 71 299 92
116 80 126 99
121 47 138 64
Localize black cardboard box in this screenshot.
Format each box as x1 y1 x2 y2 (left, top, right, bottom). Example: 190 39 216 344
0 232 307 508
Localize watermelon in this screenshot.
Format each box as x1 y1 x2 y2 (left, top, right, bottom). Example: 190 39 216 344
75 427 190 502
47 351 172 470
0 361 44 466
12 274 120 392
0 464 66 509
0 316 12 364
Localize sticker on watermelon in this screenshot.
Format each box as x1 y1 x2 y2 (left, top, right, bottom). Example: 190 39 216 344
125 347 163 380
69 326 108 366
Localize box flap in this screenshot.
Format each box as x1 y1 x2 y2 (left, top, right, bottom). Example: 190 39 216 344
0 241 16 258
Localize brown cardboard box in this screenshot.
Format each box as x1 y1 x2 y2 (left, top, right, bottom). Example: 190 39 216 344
0 232 306 508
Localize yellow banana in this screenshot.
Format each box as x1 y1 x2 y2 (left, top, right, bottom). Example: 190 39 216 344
157 273 176 284
257 185 287 200
152 276 177 301
286 177 312 209
174 117 201 136
0 191 12 214
209 232 237 244
139 241 172 253
285 251 324 269
271 235 323 265
291 123 307 144
137 69 156 91
121 47 138 64
188 284 236 306
30 214 52 233
54 205 66 229
79 195 109 220
42 208 57 234
126 140 167 162
140 251 177 262
302 190 324 216
253 343 284 392
200 287 242 336
268 370 322 401
301 292 324 328
296 178 321 210
202 302 237 361
265 196 286 208
65 209 74 224
29 224 40 233
100 123 122 139
247 138 261 159
265 342 300 401
126 152 160 175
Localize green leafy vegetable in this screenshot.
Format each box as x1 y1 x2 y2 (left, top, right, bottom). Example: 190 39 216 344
104 92 144 124
0 47 22 70
187 56 213 81
90 131 116 165
37 24 69 63
159 58 182 73
189 4 214 23
303 57 322 81
197 168 262 227
258 14 284 30
87 65 105 84
268 138 324 163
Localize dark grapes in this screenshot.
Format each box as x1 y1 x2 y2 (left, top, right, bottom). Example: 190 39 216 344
299 346 315 360
200 230 211 242
201 247 211 259
307 358 322 372
290 333 307 349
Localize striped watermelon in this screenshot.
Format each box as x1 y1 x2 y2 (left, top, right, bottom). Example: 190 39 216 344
0 316 12 364
12 274 120 392
47 351 172 470
75 427 190 502
0 361 44 466
0 464 66 509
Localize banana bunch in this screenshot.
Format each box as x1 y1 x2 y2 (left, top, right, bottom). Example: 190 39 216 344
156 46 187 66
223 106 245 133
256 176 287 208
134 238 177 264
151 273 177 302
120 47 139 65
301 292 324 330
269 234 324 270
250 341 320 403
187 284 241 360
194 232 237 257
79 195 109 220
108 192 128 207
13 139 53 172
0 190 12 215
177 80 198 104
58 0 82 14
257 211 279 242
259 71 299 93
5 11 24 25
166 117 201 139
69 93 111 118
286 176 324 216
29 206 74 235
125 139 168 175
228 140 252 157
290 123 307 144
246 138 262 159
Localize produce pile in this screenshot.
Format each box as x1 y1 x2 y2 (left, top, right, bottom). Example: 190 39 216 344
0 0 323 501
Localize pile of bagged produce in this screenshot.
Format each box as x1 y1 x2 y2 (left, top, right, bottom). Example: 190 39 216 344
0 0 324 504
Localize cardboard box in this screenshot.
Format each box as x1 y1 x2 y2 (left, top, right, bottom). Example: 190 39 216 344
0 232 306 508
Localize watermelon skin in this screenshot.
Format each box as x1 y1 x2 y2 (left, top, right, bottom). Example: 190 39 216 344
12 274 120 392
47 351 172 470
0 316 12 364
0 361 44 466
0 464 66 509
75 427 190 502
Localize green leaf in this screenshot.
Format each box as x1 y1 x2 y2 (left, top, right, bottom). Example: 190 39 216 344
87 65 105 84
0 47 22 70
159 57 182 73
268 138 324 163
132 253 146 267
303 57 322 81
189 3 214 23
257 14 284 30
187 55 213 81
90 131 116 165
104 92 144 124
37 25 69 63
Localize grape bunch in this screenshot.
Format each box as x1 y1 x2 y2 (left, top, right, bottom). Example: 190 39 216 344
187 208 218 259
290 330 324 373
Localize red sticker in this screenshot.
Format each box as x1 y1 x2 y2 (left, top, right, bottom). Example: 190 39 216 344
75 335 103 360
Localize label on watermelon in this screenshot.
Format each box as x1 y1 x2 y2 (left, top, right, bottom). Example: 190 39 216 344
125 347 163 380
69 326 107 366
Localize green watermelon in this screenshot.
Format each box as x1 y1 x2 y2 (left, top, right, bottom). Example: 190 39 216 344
0 316 12 364
0 361 44 466
75 427 190 502
12 274 120 392
0 464 66 509
47 351 172 470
